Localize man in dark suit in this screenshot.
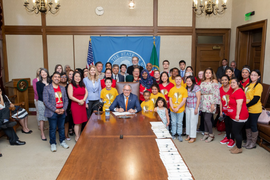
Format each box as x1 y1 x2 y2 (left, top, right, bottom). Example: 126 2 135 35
230 61 241 80
127 56 144 76
43 72 69 152
112 64 124 82
216 58 228 82
109 84 142 113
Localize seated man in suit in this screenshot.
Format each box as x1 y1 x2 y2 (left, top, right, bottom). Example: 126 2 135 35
109 84 142 113
112 64 124 82
230 61 241 80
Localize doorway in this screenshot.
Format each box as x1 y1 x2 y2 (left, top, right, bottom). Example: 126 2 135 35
235 20 267 80
195 29 231 76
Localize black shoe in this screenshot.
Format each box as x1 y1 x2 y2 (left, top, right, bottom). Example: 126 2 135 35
21 129 33 134
1 121 17 129
0 153 2 157
41 136 47 141
10 140 26 146
181 133 186 136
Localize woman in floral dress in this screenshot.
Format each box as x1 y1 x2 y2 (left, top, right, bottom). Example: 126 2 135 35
200 68 220 142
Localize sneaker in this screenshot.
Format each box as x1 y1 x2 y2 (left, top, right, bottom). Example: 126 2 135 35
227 139 235 148
220 137 229 144
60 140 69 149
171 135 176 140
51 144 57 152
178 136 183 142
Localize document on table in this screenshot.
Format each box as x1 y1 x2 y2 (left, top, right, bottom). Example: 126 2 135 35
155 139 192 180
112 112 133 116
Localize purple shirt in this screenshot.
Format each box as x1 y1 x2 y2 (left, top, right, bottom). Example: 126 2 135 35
32 78 38 100
186 85 201 108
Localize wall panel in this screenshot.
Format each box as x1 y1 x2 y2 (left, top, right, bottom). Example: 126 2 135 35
159 36 192 70
3 0 41 26
46 0 153 26
47 35 74 74
158 0 192 27
6 35 43 83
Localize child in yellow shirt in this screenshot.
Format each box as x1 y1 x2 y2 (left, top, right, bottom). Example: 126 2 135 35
150 84 166 105
100 78 118 111
141 90 154 112
168 75 188 142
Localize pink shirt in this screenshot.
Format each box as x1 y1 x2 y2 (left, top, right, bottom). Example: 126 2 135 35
32 78 38 100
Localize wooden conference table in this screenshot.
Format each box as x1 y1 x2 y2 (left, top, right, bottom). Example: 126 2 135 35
57 112 193 180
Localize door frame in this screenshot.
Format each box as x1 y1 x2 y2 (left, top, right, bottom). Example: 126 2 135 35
195 28 231 73
235 20 267 81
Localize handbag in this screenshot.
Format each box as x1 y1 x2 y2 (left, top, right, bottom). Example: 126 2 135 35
216 120 226 132
258 108 270 125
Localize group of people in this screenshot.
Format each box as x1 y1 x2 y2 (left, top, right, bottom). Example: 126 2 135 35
1 56 262 156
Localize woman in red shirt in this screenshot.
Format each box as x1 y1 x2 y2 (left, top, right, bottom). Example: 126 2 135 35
240 66 250 88
100 68 116 89
227 77 249 154
197 71 204 86
159 72 174 109
219 75 234 147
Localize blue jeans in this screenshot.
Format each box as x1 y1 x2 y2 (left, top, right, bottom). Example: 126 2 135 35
170 111 184 136
48 113 65 145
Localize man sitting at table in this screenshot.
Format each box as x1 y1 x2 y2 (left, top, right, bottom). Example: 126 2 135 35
109 84 142 113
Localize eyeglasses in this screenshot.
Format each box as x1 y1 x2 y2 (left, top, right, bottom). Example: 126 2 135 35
61 76 67 78
123 89 131 92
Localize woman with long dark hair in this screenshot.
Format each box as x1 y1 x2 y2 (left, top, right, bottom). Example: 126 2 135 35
225 67 235 82
159 72 174 109
68 71 88 142
36 68 50 140
200 68 220 143
185 76 201 143
227 77 249 154
219 75 235 148
100 68 116 89
244 69 262 149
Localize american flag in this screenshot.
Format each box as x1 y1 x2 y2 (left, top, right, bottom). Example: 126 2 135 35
86 38 94 68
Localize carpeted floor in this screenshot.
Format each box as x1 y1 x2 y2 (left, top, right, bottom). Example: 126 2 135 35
0 115 269 180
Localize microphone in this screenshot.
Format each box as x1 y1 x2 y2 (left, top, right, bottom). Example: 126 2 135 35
93 101 106 115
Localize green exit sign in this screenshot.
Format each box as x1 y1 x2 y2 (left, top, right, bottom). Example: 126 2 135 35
245 11 255 21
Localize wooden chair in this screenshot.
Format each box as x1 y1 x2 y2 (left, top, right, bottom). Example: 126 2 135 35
261 83 270 107
257 83 270 152
0 95 25 138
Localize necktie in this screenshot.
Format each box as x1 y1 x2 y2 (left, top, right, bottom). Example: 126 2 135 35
125 96 129 111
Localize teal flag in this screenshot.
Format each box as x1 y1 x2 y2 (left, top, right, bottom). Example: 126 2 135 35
150 42 159 70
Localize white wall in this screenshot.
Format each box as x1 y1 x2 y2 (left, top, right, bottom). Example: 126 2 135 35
6 35 44 84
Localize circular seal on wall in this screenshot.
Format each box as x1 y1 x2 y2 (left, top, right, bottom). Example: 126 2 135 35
107 50 146 69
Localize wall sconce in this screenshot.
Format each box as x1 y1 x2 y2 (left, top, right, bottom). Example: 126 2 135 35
129 0 135 9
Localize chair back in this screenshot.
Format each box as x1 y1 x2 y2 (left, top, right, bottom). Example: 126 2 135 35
115 82 140 100
261 83 270 107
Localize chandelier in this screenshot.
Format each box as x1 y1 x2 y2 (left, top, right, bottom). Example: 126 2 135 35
193 0 227 16
24 0 60 14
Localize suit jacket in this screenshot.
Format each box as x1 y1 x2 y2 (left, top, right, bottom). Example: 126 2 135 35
216 66 226 80
43 84 68 118
109 93 142 112
234 68 241 80
112 73 124 82
127 65 144 76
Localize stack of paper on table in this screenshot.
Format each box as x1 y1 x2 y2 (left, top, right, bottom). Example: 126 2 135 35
150 122 172 138
155 139 192 180
112 112 132 116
